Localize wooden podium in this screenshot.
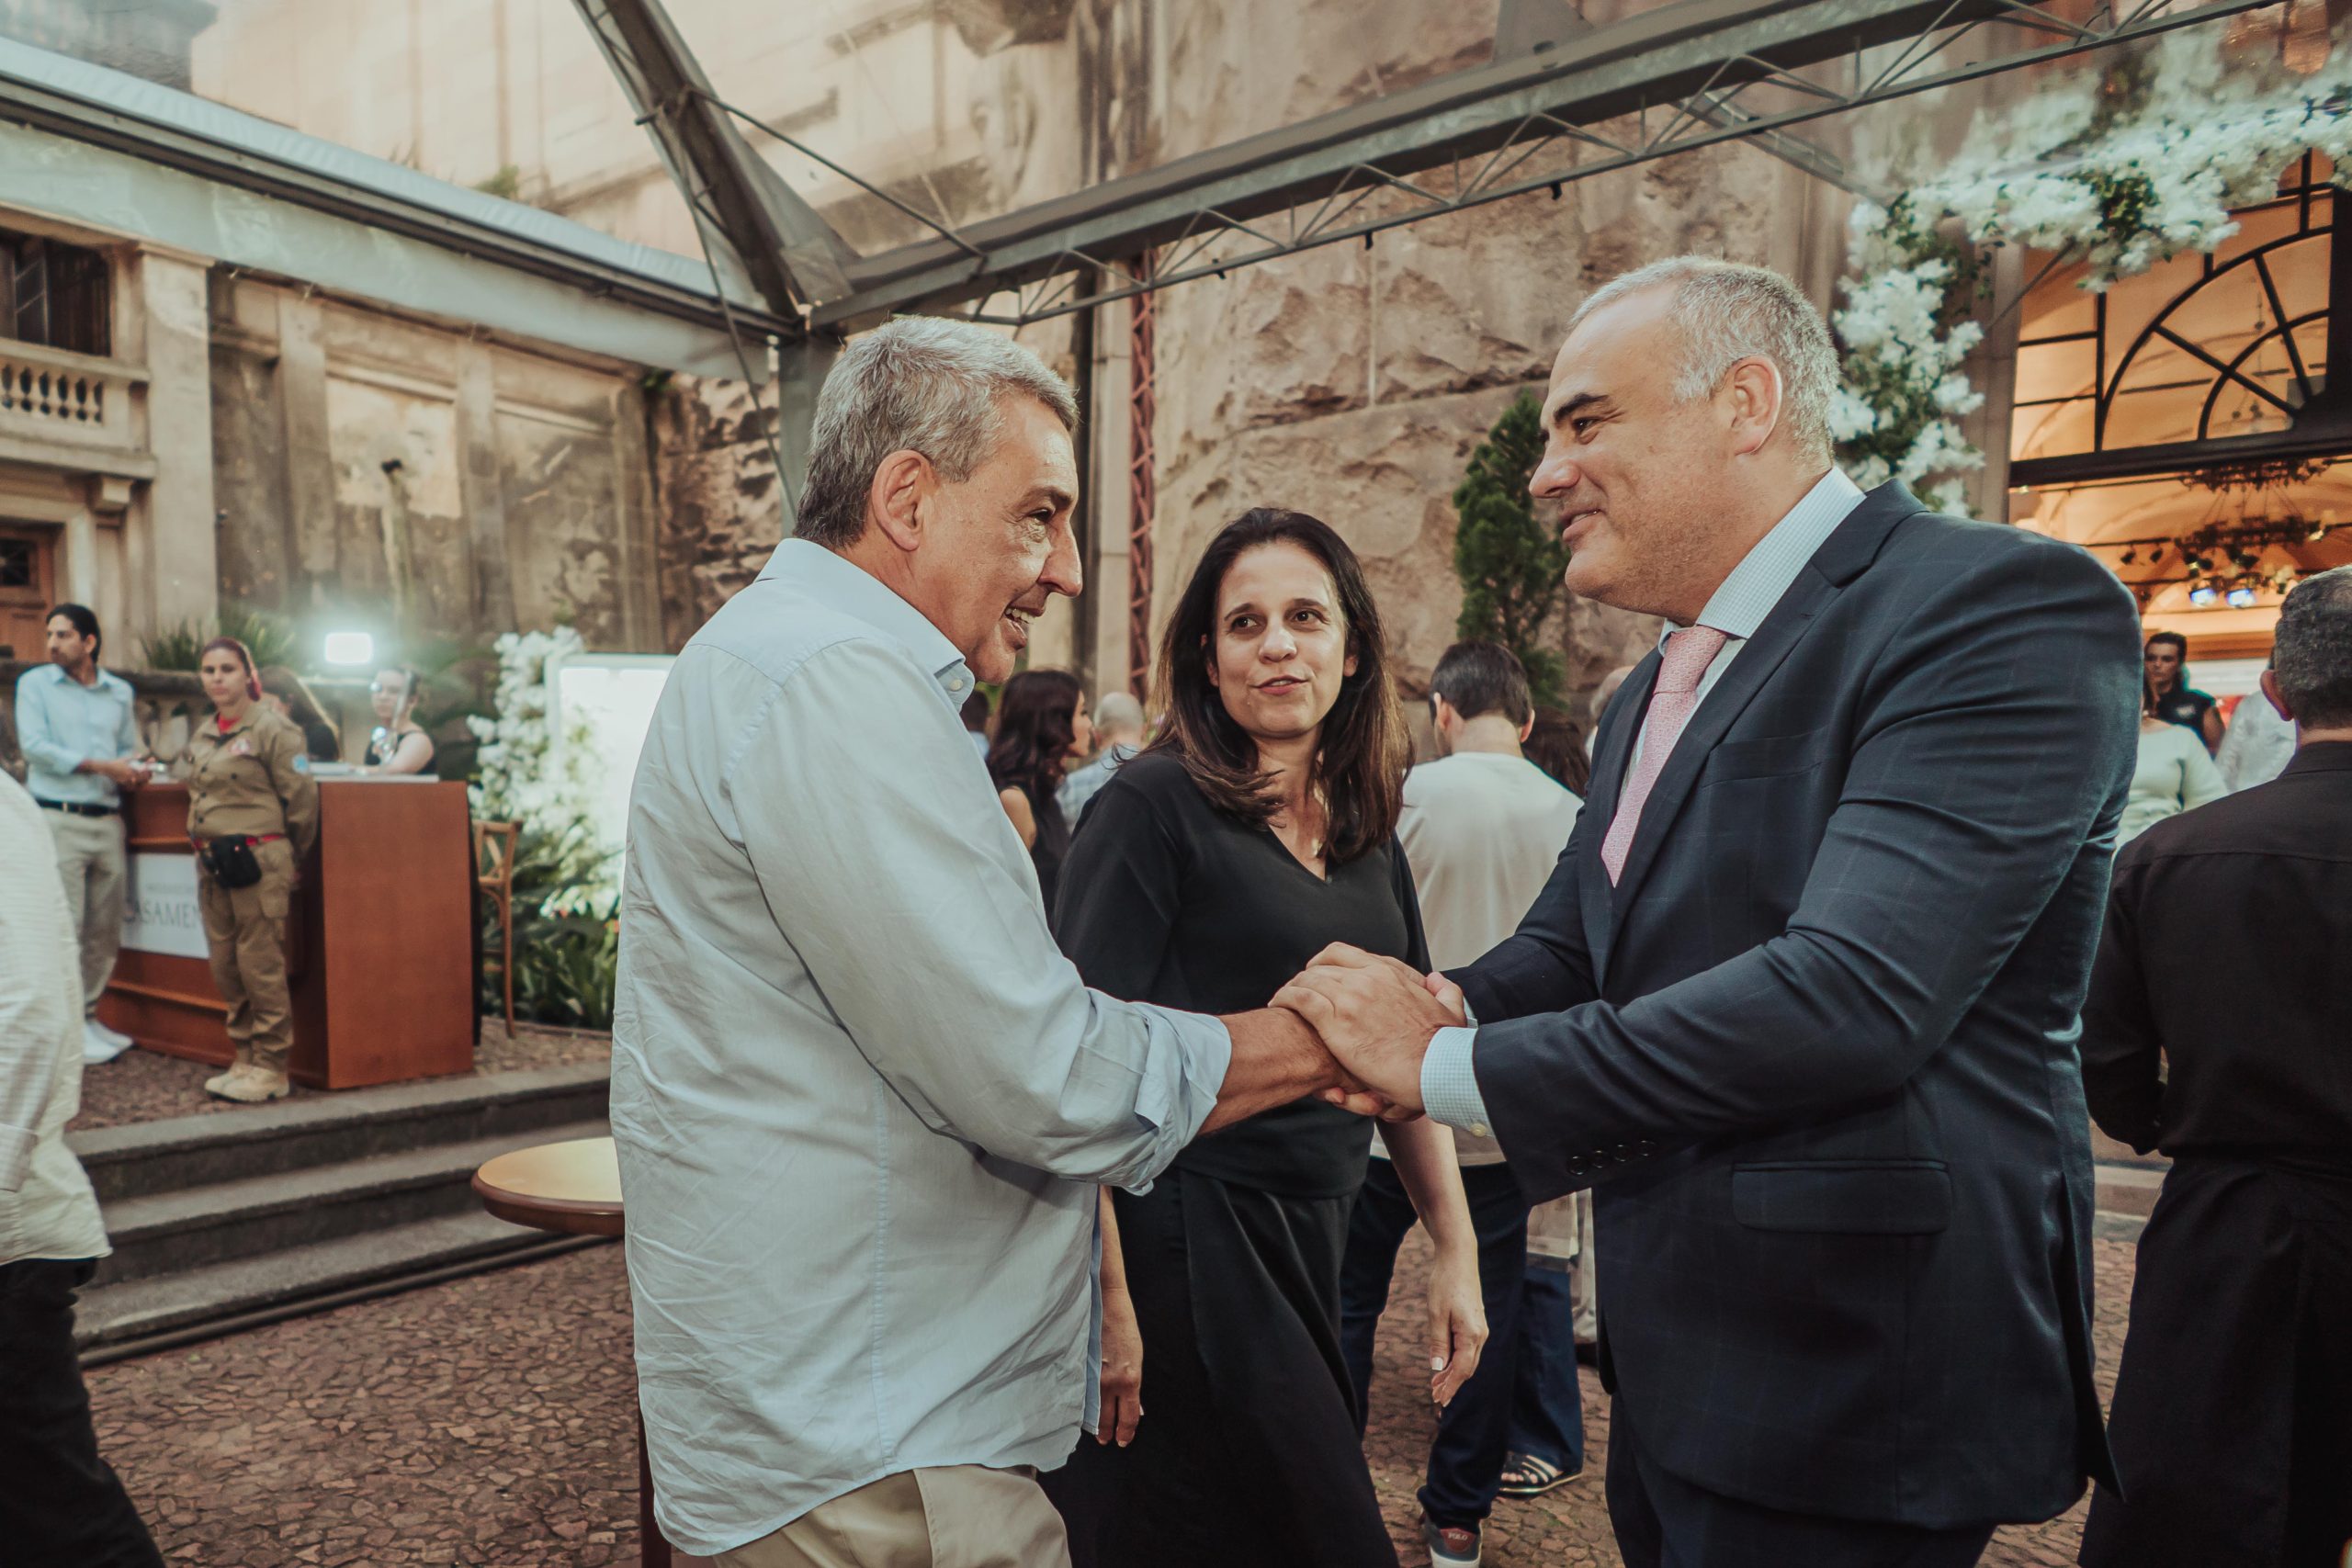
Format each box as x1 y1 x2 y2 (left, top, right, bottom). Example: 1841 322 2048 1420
101 779 477 1089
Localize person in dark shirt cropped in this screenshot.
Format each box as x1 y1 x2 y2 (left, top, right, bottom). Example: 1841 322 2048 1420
1041 509 1484 1568
2141 629 2224 753
2079 565 2352 1568
987 667 1090 912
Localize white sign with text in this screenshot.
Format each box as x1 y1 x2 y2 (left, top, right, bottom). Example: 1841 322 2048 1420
121 852 209 959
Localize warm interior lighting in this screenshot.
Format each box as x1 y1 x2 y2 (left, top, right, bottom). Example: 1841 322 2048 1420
2284 0 2333 74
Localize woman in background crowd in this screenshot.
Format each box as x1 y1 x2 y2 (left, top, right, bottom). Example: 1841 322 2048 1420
2121 671 2227 845
178 637 317 1102
1042 509 1484 1568
2143 630 2225 753
988 668 1091 911
256 665 341 763
1521 705 1591 795
361 666 435 774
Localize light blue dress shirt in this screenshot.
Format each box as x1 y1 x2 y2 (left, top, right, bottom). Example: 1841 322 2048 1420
1421 468 1869 1138
610 539 1233 1557
13 664 139 807
1057 740 1137 819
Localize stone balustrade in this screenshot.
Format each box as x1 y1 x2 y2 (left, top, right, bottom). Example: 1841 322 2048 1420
0 337 147 452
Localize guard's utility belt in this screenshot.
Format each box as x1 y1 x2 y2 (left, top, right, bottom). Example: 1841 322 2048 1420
193 832 286 890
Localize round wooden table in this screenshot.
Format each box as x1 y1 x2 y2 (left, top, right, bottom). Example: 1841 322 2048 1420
474 1136 695 1568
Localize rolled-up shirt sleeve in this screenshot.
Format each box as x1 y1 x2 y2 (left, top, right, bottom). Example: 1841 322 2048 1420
0 805 69 1191
729 639 1230 1190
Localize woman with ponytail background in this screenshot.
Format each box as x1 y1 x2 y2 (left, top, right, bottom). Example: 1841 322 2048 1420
361 665 435 775
175 637 317 1102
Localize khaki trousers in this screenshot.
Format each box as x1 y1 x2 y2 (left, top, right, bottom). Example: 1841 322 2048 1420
46 810 126 1018
196 840 298 1075
716 1467 1071 1568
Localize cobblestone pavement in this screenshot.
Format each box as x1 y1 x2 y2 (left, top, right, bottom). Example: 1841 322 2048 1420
71 1022 612 1132
90 1231 2134 1566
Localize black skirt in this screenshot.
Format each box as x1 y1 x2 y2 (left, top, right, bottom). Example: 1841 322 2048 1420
2080 1154 2352 1568
1041 1167 1400 1568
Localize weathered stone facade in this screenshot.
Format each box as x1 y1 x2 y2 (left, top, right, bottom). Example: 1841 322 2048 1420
208 276 662 660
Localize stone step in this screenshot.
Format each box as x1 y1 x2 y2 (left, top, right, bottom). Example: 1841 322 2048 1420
68 1063 610 1201
2093 1161 2165 1220
74 1211 607 1354
91 1118 611 1287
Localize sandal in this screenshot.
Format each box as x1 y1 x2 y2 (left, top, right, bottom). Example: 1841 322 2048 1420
1497 1450 1580 1499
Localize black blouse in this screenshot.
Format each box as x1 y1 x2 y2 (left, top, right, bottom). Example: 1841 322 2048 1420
1010 779 1070 913
1051 750 1430 1198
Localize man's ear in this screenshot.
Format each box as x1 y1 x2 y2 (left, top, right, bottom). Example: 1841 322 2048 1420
866 448 933 553
2261 668 2295 725
1518 714 1535 744
1723 356 1784 458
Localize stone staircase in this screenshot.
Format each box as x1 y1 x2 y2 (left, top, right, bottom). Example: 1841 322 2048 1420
69 1063 612 1358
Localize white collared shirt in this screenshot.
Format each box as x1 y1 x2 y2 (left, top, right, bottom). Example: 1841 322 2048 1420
0 773 110 1267
610 539 1231 1557
1422 468 1869 1139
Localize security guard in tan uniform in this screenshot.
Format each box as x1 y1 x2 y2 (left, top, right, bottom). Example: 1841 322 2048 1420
178 637 318 1102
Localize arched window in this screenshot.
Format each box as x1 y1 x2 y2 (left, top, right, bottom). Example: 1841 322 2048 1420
2010 153 2340 483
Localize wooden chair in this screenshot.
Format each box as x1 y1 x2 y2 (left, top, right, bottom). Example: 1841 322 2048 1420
473 818 520 1037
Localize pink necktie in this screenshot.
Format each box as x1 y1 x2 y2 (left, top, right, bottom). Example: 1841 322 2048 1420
1601 626 1729 886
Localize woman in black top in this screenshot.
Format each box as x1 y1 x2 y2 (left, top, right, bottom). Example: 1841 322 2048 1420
2143 630 2224 753
1043 510 1485 1568
988 668 1092 911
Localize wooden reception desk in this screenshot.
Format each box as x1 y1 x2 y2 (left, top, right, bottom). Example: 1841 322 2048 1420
100 778 476 1089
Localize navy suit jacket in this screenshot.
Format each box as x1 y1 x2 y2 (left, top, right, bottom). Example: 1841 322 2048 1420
1454 482 2135 1529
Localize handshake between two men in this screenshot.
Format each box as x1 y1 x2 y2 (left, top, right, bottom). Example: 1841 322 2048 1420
1276 943 1464 1122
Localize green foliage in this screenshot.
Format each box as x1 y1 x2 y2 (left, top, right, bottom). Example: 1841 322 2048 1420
404 635 496 782
481 821 621 1031
473 164 524 200
1452 392 1568 705
139 604 299 673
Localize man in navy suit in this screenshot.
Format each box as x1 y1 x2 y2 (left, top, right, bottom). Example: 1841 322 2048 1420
1283 256 2135 1567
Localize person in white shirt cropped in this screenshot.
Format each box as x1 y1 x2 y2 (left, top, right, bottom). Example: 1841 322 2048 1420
0 770 164 1565
1338 640 1585 1568
610 317 1379 1568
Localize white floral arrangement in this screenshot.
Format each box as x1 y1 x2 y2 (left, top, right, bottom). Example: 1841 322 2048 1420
467 626 610 908
1834 31 2352 510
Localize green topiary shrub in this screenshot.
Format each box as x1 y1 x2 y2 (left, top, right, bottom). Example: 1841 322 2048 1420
1452 391 1568 705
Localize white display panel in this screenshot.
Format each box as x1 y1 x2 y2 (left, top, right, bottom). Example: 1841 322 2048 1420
551 654 676 863
121 852 209 959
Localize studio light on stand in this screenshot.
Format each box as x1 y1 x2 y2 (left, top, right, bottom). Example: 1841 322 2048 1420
323 631 375 667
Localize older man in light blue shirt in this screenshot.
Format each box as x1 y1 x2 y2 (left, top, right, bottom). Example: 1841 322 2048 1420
14 604 147 1065
612 318 1366 1567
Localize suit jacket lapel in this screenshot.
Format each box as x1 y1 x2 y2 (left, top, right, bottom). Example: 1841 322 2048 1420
1604 480 1929 924
1581 649 1655 984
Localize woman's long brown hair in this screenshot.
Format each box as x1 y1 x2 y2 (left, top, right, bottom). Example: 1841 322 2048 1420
1144 508 1408 863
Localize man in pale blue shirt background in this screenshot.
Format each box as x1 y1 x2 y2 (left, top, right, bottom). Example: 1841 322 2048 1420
14 604 149 1066
1056 689 1144 820
611 317 1377 1568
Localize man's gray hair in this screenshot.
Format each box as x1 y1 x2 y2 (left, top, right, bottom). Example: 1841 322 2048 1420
1569 255 1839 463
796 316 1078 548
2273 564 2352 730
1092 690 1146 737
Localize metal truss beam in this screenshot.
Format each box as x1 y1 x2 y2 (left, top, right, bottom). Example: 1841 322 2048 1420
573 0 857 325
814 0 2282 331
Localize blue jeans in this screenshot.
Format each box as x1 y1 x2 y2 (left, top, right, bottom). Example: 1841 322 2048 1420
1510 1258 1587 1475
1340 1159 1535 1530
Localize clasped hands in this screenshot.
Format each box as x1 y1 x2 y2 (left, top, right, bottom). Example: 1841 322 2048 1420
1272 943 1464 1122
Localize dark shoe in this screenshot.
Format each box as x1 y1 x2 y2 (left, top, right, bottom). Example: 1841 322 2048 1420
1497 1449 1583 1499
1421 1513 1481 1567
